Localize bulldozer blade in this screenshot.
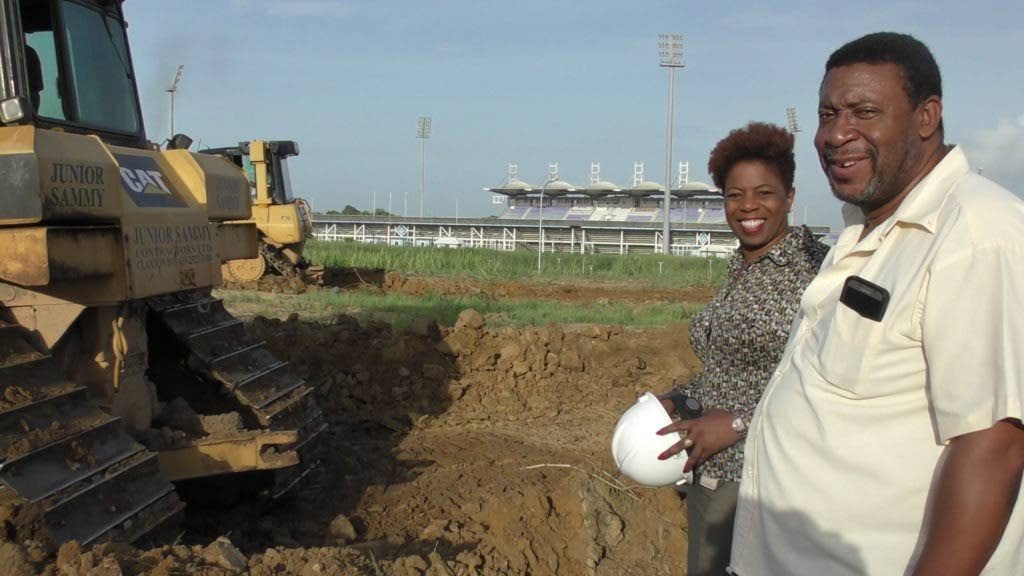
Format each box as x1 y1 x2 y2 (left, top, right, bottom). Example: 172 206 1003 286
157 430 300 482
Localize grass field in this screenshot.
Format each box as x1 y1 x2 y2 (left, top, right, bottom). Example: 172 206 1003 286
304 240 729 287
223 241 727 329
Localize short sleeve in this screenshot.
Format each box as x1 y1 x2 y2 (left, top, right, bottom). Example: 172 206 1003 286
923 244 1024 442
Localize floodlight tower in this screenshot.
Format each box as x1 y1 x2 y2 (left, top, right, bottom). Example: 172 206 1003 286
537 163 558 273
786 107 801 135
678 161 689 231
417 116 432 217
786 107 802 224
166 64 184 142
658 33 684 256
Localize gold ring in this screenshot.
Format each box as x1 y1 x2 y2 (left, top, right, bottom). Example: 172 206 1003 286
683 438 694 449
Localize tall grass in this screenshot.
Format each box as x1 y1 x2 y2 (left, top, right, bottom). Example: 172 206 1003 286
305 240 728 287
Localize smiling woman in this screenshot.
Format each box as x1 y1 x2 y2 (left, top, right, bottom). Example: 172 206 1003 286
709 122 796 263
654 121 829 576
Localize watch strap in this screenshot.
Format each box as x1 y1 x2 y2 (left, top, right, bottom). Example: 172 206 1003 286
667 390 703 420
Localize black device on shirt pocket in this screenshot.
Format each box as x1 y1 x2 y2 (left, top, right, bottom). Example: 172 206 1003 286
840 276 890 322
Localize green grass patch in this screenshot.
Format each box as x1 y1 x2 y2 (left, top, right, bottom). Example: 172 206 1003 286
218 288 704 330
305 240 728 288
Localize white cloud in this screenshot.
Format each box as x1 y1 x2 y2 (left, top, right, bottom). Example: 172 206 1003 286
266 1 356 18
963 113 1024 195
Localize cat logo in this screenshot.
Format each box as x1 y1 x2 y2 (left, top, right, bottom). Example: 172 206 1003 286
113 153 186 208
119 167 170 195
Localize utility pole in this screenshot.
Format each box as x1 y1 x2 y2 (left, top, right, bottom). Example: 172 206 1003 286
166 64 184 142
658 34 684 256
417 116 432 217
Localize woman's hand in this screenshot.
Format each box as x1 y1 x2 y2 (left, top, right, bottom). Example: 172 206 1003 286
656 409 744 473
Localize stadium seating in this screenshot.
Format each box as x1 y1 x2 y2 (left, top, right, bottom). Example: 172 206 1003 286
501 204 721 224
537 206 569 220
501 205 529 219
701 208 726 223
566 207 595 221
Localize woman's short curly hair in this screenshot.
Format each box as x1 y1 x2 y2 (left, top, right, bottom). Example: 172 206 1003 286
707 122 795 191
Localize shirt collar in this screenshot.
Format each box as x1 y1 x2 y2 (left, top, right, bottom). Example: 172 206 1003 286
731 225 813 273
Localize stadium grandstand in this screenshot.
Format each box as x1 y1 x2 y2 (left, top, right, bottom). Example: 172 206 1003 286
311 161 830 256
487 161 726 226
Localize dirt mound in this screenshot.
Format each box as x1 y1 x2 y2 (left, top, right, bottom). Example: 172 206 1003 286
241 310 699 575
221 268 716 307
219 268 387 296
222 274 309 294
384 272 716 304
9 309 701 575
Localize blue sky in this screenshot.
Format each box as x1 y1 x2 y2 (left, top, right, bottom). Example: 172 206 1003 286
123 1 1023 230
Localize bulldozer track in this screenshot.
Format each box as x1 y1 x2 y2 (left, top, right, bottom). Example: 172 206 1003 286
0 322 184 546
261 242 300 279
261 242 325 285
147 292 326 497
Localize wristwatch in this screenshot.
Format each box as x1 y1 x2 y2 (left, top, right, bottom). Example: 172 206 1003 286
731 415 747 434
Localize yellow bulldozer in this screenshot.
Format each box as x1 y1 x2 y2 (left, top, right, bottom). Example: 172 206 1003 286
0 0 323 548
202 140 323 283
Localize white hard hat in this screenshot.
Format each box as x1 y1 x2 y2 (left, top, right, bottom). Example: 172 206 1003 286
611 392 693 487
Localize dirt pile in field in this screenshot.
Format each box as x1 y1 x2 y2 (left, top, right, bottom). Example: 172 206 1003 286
0 536 378 576
222 268 716 306
384 272 716 305
222 274 309 294
219 267 387 295
9 308 702 575
239 310 700 575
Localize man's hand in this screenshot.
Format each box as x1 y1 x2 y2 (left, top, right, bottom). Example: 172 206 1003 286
655 408 743 473
911 418 1024 576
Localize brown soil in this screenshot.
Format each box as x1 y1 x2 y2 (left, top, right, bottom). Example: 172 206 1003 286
222 275 309 295
383 272 715 305
223 267 717 305
4 278 708 575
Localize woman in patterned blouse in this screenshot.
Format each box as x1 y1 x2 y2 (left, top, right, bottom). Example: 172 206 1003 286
656 122 829 576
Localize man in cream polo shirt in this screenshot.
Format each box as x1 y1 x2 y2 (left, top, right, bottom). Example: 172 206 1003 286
728 33 1024 576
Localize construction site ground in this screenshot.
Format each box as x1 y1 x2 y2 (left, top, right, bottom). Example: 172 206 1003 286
2 271 709 576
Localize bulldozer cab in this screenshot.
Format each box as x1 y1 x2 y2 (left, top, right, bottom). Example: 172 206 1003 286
2 0 148 149
202 140 299 207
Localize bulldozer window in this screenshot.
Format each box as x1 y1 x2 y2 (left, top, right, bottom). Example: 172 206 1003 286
60 1 138 132
21 0 140 134
23 4 66 119
271 156 295 204
240 155 257 199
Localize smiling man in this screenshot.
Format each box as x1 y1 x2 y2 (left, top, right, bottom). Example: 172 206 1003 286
728 32 1024 575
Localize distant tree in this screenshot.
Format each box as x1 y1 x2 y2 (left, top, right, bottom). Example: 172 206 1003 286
373 209 392 216
341 205 361 215
325 209 341 215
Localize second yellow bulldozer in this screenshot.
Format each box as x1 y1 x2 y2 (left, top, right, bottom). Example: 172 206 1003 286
202 140 323 283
